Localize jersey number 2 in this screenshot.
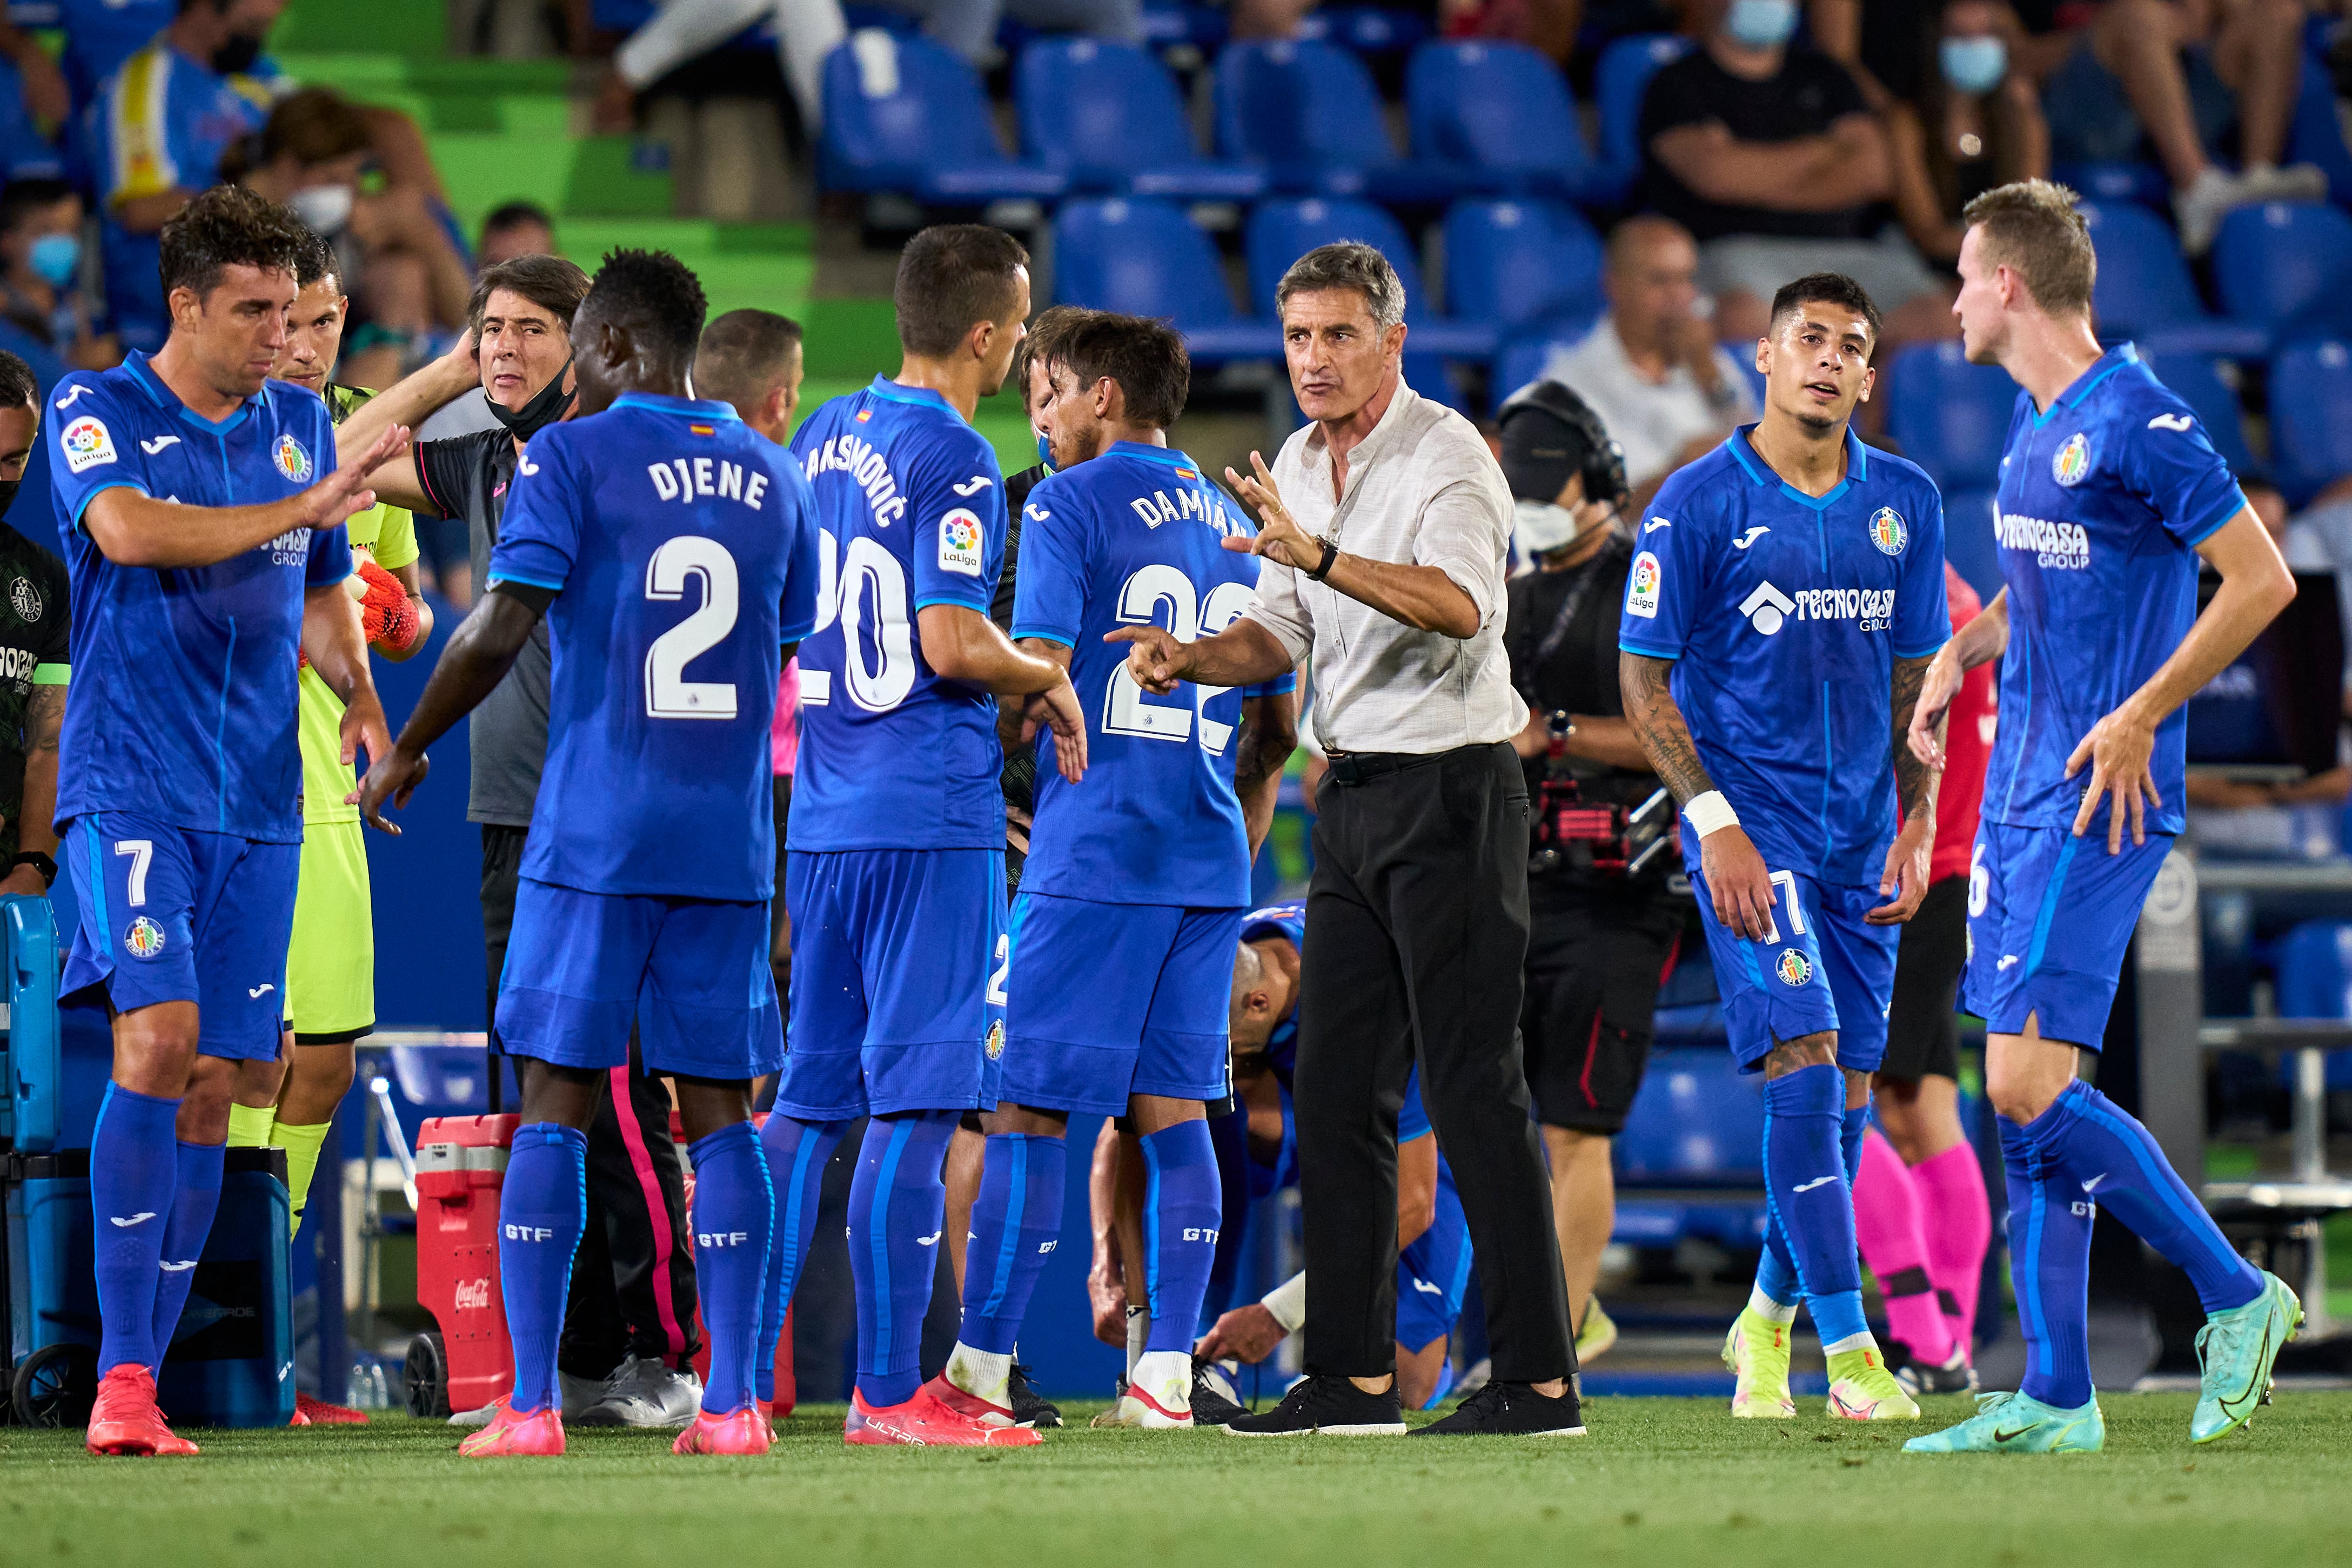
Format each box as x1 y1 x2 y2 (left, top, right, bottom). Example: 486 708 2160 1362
644 535 740 720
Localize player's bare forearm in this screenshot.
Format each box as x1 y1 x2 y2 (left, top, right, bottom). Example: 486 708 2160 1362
1086 1121 1130 1345
1890 652 1941 825
1620 652 1717 805
1114 615 1294 694
1950 589 2010 671
1564 714 1656 772
84 423 410 568
301 584 374 707
1236 692 1298 857
1397 1133 1437 1250
2122 508 2296 731
922 603 1063 695
18 684 62 857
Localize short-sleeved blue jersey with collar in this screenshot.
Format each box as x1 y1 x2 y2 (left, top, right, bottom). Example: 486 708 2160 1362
786 376 1011 853
1984 343 2247 837
489 392 821 901
46 353 350 843
1010 441 1297 909
1618 424 1950 885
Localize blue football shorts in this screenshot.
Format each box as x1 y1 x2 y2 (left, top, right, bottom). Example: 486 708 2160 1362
59 812 297 1062
495 879 782 1079
1690 861 1898 1073
1962 822 2174 1050
998 894 1239 1116
1395 1151 1473 1352
776 847 1006 1120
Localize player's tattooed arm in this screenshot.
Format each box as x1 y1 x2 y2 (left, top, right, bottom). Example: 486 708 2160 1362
1619 652 1715 805
1871 652 1940 925
1 682 66 894
1235 692 1299 857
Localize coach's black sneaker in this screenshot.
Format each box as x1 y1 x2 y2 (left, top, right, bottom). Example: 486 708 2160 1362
1225 1375 1404 1437
1189 1360 1248 1426
1411 1379 1586 1437
1007 1362 1062 1429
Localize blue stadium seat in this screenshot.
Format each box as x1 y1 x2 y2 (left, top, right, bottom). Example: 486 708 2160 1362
1051 198 1280 362
1589 33 1692 206
1491 327 1577 407
1213 39 1458 203
2287 54 2352 208
1883 340 2020 492
2136 349 2260 477
2268 921 2352 1090
1140 2 1231 58
2267 335 2352 505
820 33 1067 202
1243 198 1497 359
1615 1048 1764 1187
2052 159 2171 210
1940 487 2001 602
1406 41 1597 199
1016 38 1266 202
1441 199 1605 331
2212 201 2352 338
2080 200 2267 359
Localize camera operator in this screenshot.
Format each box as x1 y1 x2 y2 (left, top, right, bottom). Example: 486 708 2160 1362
1499 380 1688 1365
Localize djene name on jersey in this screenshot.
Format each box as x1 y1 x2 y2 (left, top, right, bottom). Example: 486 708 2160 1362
1995 512 2091 569
646 455 771 511
800 432 908 527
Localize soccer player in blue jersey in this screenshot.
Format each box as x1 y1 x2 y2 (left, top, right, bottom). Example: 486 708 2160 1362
919 311 1289 1433
1904 182 2301 1455
357 249 821 1459
763 226 1085 1449
49 186 404 1457
1617 272 1947 1424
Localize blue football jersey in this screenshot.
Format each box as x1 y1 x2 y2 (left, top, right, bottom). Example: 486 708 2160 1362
1010 443 1295 908
489 393 821 900
1618 426 1949 884
1984 344 2246 836
1241 900 1305 1079
47 354 349 843
787 377 1010 852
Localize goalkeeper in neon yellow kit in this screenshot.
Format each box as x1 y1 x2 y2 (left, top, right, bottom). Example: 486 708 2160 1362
230 235 434 1424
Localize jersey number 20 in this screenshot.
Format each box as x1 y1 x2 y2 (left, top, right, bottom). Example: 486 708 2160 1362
645 535 740 720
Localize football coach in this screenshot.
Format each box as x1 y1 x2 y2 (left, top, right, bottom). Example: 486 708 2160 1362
1113 242 1580 1438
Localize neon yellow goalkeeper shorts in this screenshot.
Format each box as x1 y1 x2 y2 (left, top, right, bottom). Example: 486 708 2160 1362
284 816 374 1041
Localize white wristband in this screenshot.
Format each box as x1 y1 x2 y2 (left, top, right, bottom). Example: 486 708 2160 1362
1683 789 1741 839
1261 1270 1306 1334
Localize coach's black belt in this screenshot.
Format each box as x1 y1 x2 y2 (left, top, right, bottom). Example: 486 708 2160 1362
1324 748 1448 786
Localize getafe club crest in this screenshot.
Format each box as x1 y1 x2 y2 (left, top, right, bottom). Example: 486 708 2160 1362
1867 506 1906 556
2052 431 2090 487
274 433 313 483
1775 949 1813 988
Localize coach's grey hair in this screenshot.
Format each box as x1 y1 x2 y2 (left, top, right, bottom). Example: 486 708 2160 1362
1276 242 1406 332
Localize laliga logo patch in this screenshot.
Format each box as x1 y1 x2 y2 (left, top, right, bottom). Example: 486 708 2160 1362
124 916 166 959
60 416 116 473
273 433 313 483
939 507 984 577
2051 431 2090 487
984 1020 1006 1061
1867 506 1907 556
1775 949 1813 988
1625 550 1663 618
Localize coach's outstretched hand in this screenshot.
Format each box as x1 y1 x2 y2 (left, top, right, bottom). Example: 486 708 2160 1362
353 745 430 836
2065 705 2159 855
1700 823 1778 942
300 421 411 532
1113 622 1191 696
1219 451 1318 571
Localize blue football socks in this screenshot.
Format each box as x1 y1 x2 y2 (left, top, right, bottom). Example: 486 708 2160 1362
2029 1080 2262 1313
687 1121 773 1416
1763 1064 1868 1349
149 1140 224 1363
1139 1120 1221 1355
90 1084 181 1373
499 1122 587 1415
957 1132 1068 1357
2001 1114 2095 1409
754 1114 849 1404
846 1110 958 1409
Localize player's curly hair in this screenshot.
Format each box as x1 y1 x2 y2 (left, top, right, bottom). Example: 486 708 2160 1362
580 247 709 373
159 184 310 303
1047 312 1190 431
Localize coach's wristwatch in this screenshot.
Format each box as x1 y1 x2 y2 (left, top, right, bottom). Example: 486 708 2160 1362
8 850 55 889
1305 536 1339 582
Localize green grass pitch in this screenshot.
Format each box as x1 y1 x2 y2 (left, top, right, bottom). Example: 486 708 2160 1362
3 1393 2347 1567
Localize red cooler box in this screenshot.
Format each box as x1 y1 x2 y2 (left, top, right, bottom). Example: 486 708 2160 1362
405 1114 518 1419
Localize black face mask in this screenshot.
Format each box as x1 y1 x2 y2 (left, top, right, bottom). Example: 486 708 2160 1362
211 29 267 76
487 355 575 441
0 479 17 519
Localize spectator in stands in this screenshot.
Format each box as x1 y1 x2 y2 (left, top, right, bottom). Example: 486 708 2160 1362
224 88 475 390
478 202 558 270
1884 2 2051 269
0 18 67 135
593 0 845 136
875 0 1143 64
1536 215 1757 514
52 0 177 107
0 180 119 375
91 0 287 354
2035 0 2326 253
1638 0 1948 346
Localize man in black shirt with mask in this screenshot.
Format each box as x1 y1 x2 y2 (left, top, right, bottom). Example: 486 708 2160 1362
1498 380 1690 1368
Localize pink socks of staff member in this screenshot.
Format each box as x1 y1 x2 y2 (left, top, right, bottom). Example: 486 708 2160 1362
1852 1127 1956 1365
1912 1142 1991 1350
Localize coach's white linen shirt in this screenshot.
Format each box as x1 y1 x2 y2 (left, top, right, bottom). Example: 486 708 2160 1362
1243 379 1526 755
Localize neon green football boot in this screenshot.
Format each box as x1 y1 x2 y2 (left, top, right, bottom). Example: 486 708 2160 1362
1825 1344 1921 1420
1575 1300 1618 1365
2191 1270 2303 1444
1904 1390 2104 1454
1722 1308 1796 1418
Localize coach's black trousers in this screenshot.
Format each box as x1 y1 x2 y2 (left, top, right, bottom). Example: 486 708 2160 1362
1296 741 1574 1383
